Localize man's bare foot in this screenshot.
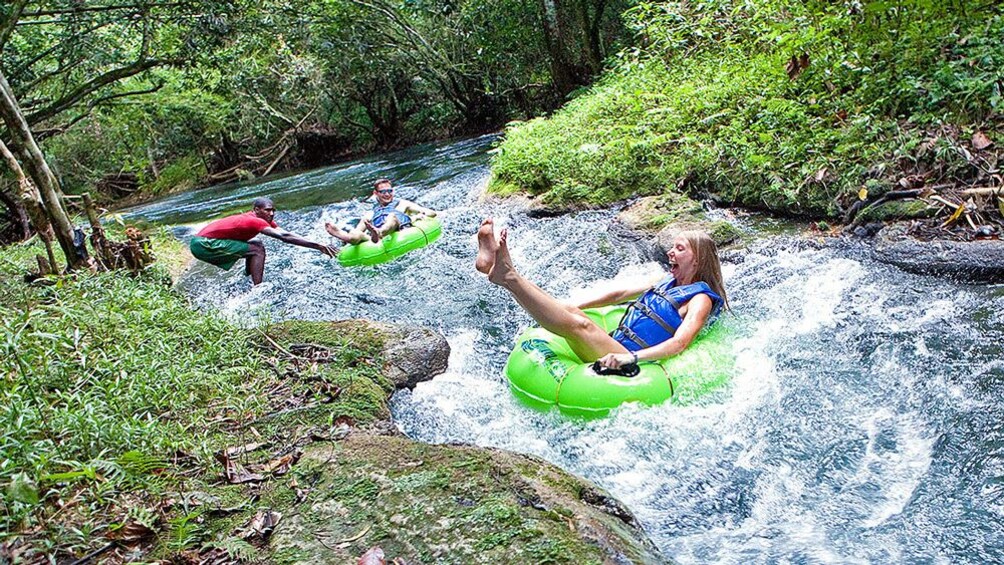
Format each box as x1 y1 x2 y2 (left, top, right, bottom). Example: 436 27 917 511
475 218 498 274
325 222 348 241
487 228 515 286
363 219 381 243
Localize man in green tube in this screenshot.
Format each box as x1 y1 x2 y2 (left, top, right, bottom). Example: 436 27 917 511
325 178 437 244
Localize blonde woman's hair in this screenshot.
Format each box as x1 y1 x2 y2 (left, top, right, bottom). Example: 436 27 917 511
677 230 728 311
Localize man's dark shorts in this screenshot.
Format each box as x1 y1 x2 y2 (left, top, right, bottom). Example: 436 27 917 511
189 236 250 270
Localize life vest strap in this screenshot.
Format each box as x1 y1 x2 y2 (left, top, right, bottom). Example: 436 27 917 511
615 324 651 349
630 299 679 336
648 285 681 311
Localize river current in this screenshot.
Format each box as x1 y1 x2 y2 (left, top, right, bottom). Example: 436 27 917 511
125 136 1004 564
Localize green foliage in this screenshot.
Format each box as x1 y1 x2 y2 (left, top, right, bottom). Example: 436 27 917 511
490 0 1004 217
143 154 208 195
5 0 632 201
45 78 230 195
0 239 400 554
0 257 264 532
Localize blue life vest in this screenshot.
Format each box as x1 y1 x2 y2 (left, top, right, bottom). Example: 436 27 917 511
372 199 412 229
611 277 723 352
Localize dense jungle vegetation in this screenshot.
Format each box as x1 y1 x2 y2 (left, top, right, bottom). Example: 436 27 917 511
0 0 630 242
490 0 1003 220
0 235 405 560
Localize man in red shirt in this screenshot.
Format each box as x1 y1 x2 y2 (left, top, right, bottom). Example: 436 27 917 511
189 197 337 285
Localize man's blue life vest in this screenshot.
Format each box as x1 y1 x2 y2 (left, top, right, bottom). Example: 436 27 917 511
372 199 412 228
611 277 723 352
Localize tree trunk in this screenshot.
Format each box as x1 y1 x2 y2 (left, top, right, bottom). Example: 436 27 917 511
0 184 31 240
540 0 578 95
576 0 607 75
0 139 59 270
0 68 83 270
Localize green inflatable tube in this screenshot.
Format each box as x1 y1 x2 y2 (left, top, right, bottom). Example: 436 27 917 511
337 216 443 267
504 305 735 418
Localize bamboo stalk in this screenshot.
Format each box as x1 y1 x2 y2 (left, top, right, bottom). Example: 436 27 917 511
961 186 1003 196
929 195 960 208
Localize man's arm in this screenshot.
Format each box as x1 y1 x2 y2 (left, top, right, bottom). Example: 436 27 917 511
398 199 437 218
260 227 338 257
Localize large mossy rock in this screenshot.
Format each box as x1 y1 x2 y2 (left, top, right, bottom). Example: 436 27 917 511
269 435 665 564
615 196 741 267
617 196 741 248
268 319 450 390
253 320 664 564
617 194 703 232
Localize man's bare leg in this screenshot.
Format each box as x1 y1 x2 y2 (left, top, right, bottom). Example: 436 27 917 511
325 222 367 244
245 241 266 285
482 226 627 361
376 215 400 237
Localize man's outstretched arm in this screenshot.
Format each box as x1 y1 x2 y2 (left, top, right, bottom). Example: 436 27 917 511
261 227 338 257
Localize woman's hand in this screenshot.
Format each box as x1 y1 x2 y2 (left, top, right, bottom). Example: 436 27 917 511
597 352 636 369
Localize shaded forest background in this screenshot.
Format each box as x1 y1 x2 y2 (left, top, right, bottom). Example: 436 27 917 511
1 0 1002 264
0 0 629 240
490 0 1003 226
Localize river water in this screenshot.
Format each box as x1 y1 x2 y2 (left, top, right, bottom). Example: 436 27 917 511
124 136 1004 564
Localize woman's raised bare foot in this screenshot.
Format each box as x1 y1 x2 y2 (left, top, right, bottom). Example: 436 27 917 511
363 219 381 243
487 228 516 286
475 218 497 274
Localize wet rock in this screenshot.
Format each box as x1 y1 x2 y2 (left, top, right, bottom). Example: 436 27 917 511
269 435 665 564
617 195 702 232
313 319 450 390
872 225 1004 283
368 321 450 390
656 220 741 251
850 222 885 238
615 196 741 266
608 221 671 268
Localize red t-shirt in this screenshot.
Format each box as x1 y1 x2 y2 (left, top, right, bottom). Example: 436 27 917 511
196 211 278 241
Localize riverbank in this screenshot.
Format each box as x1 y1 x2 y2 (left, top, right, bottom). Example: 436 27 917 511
0 234 662 563
488 0 1003 239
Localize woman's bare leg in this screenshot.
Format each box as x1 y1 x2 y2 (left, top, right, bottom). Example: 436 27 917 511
480 223 627 361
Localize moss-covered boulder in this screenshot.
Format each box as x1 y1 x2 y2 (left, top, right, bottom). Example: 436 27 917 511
656 220 742 251
616 196 741 252
618 195 704 232
269 435 665 564
267 319 450 392
246 320 663 564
